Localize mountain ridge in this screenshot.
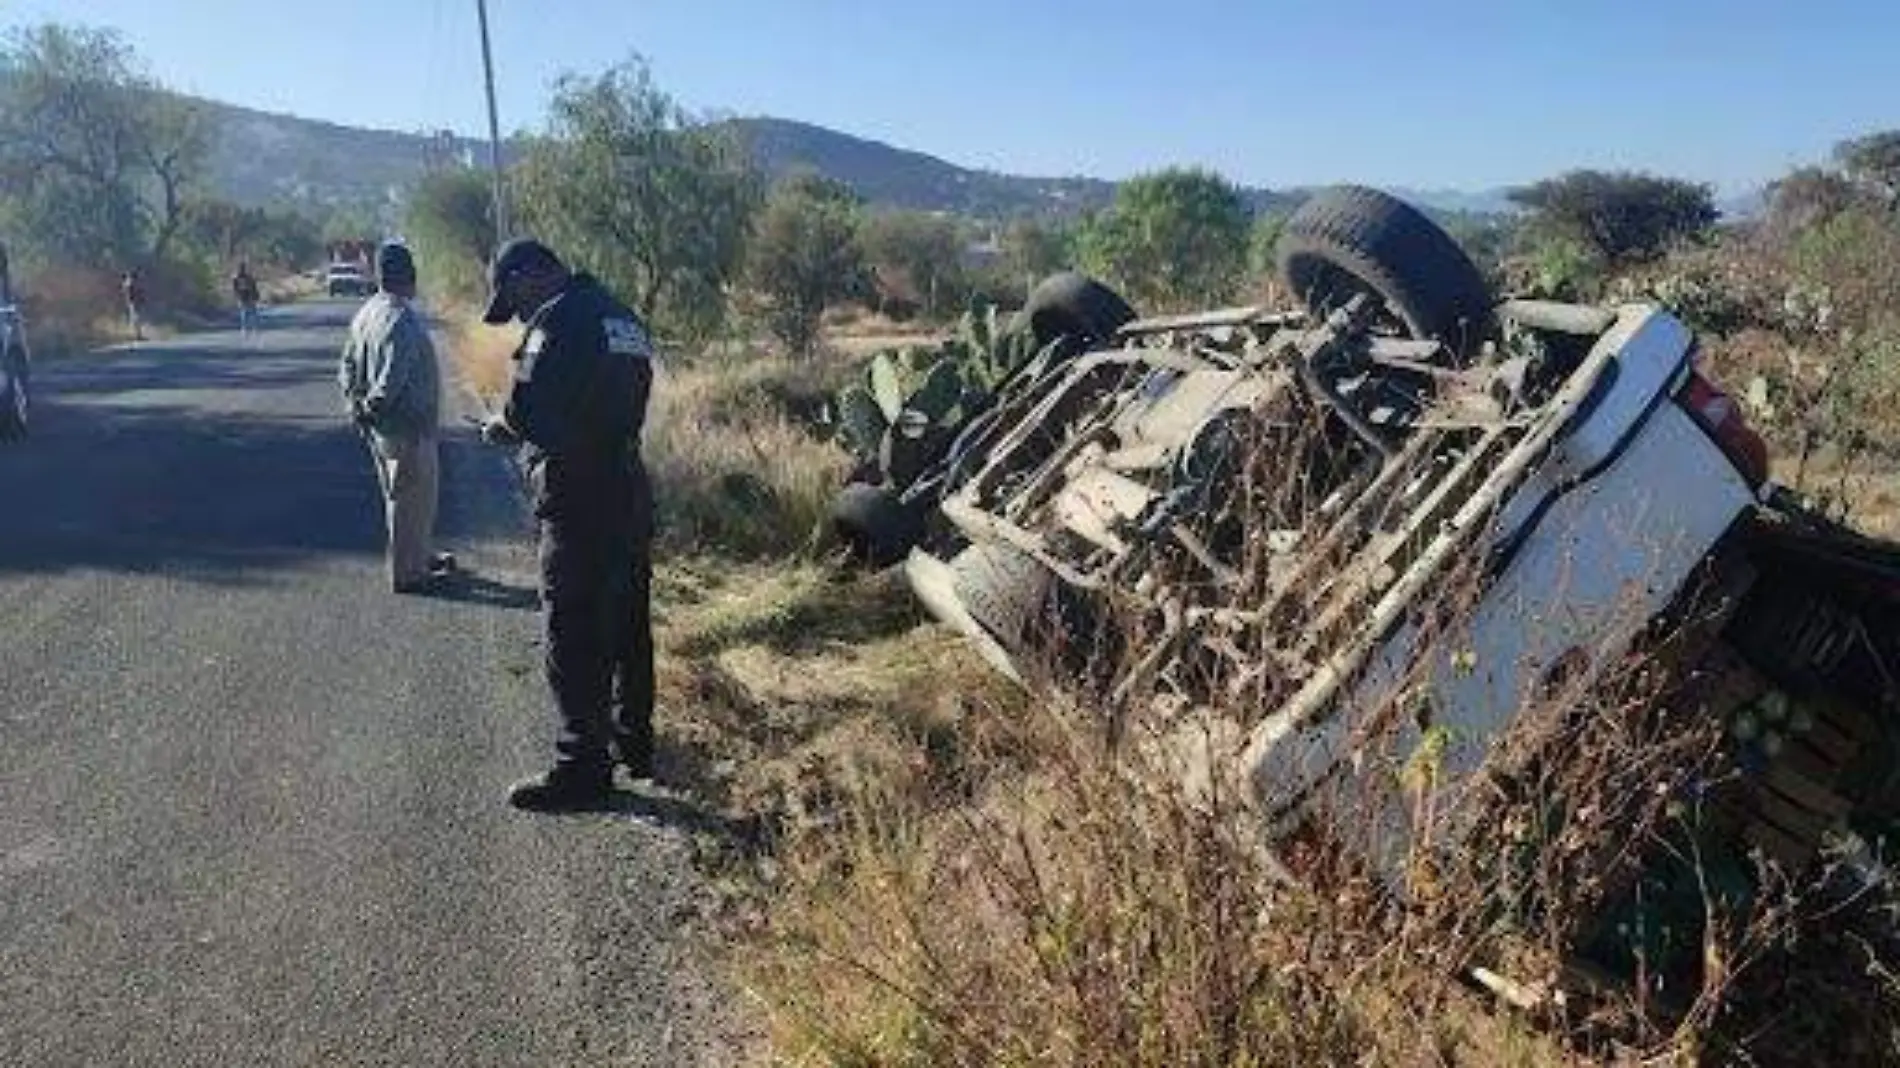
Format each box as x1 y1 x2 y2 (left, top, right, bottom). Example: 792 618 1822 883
191 95 1527 221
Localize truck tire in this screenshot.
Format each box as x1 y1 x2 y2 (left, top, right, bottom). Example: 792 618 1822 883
950 542 1058 654
831 482 925 568
1276 185 1492 357
1012 272 1137 349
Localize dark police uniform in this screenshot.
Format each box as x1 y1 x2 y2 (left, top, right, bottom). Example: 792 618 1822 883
503 271 656 782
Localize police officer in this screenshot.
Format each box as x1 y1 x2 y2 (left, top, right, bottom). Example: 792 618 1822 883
477 239 657 812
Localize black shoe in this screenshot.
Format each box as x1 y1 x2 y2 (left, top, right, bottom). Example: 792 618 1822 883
430 552 458 575
619 750 655 783
614 737 655 782
507 769 613 812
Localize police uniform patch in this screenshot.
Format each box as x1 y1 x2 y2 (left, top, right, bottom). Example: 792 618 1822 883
603 317 652 358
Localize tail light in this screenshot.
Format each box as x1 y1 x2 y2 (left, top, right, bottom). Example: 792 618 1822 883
1678 365 1769 487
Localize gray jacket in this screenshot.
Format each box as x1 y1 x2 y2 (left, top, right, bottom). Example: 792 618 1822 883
339 293 440 440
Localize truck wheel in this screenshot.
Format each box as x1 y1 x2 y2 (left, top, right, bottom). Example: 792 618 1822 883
949 542 1119 681
1012 272 1137 349
950 542 1059 655
831 482 924 568
1276 185 1493 358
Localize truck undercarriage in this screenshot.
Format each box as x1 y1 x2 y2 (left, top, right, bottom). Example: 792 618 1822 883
830 184 1900 1016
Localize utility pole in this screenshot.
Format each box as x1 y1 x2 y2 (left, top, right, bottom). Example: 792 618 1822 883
476 0 509 244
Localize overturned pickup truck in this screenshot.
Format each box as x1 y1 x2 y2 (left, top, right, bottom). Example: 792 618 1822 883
832 186 1900 985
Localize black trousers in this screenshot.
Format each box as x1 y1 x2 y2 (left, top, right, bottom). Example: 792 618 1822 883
609 532 655 765
538 509 654 775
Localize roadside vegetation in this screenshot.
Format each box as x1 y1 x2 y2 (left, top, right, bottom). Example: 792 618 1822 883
13 16 1900 1064
0 24 331 352
428 85 1899 1059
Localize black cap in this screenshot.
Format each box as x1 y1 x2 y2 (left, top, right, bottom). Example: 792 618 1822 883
481 238 564 324
377 241 416 291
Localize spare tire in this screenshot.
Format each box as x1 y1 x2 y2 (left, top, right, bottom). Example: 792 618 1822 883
1276 185 1492 356
1011 272 1136 349
831 482 925 568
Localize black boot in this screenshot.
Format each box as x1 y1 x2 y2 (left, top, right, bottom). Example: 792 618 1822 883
506 767 612 812
614 737 654 783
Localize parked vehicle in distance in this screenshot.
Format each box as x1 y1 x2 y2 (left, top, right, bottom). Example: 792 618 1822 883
326 262 373 298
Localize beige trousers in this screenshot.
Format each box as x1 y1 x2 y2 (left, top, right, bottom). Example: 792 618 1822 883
367 430 440 586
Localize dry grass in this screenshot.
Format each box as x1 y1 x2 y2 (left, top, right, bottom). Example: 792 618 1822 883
439 305 863 559
643 352 857 559
421 254 1900 1064
12 260 253 352
259 269 322 307
436 304 518 403
12 265 130 354
718 390 1900 1066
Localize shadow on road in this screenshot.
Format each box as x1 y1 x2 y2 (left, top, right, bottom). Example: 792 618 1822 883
527 784 758 839
47 342 342 400
412 571 541 611
0 331 530 582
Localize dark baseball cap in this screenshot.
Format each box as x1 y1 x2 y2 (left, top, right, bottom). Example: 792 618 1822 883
481 238 565 324
377 241 416 290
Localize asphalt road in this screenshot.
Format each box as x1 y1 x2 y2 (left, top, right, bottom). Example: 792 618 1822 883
0 302 727 1066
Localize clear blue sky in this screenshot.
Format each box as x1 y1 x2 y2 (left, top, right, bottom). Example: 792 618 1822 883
3 0 1893 194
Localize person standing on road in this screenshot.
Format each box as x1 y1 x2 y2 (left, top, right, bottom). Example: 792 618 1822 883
476 238 658 812
338 242 455 594
121 269 145 341
232 262 261 336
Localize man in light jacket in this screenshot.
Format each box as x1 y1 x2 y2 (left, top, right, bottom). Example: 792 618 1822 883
338 242 454 593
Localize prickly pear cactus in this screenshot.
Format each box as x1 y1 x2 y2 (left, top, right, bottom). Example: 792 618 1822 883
909 361 964 422
835 383 889 461
828 298 1044 486
868 352 906 422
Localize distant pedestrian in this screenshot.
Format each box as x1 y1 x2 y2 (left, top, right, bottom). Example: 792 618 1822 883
121 269 145 341
232 262 261 336
0 242 13 305
476 238 658 812
338 242 455 593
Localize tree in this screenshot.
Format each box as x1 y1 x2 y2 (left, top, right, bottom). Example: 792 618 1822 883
183 199 267 263
0 23 208 269
1765 166 1865 234
142 91 209 266
1077 168 1251 310
513 57 762 343
1247 211 1288 287
181 199 321 271
255 209 322 270
404 168 498 302
860 211 965 320
1507 170 1716 264
1000 219 1071 293
1833 130 1900 208
747 173 865 354
321 205 378 248
1431 210 1514 277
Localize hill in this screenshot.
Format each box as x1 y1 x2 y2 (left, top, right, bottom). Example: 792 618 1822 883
189 97 1504 223
722 116 1119 218
197 97 471 213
